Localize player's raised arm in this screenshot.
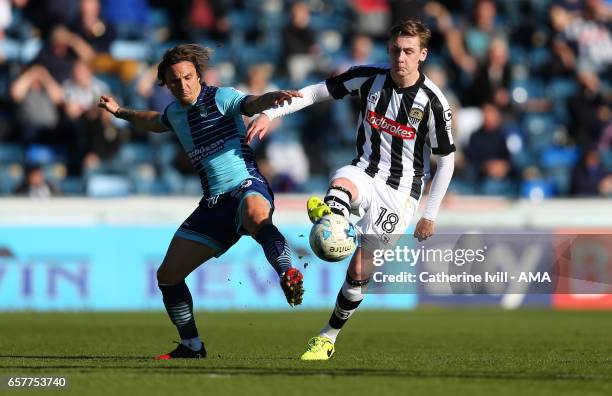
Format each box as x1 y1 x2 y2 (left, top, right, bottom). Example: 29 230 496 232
246 81 332 143
98 95 169 133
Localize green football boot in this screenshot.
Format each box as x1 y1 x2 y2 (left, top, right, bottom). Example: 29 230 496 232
300 336 335 361
306 196 332 224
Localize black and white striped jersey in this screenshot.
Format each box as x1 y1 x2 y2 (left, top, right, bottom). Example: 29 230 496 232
326 64 456 200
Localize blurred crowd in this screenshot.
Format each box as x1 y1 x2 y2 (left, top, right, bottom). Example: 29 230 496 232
0 0 610 198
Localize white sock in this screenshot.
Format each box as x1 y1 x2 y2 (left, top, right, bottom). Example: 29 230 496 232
319 325 340 344
181 336 202 351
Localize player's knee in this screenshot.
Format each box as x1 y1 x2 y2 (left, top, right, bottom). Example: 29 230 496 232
329 178 358 202
156 265 183 285
242 199 271 235
347 266 364 282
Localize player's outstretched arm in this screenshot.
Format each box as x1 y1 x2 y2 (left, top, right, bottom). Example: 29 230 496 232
246 81 332 143
242 90 302 116
98 95 168 133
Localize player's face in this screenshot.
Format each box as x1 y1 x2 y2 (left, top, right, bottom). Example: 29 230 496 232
388 36 427 79
165 61 202 105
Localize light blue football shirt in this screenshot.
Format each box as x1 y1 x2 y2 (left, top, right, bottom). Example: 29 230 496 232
161 85 259 197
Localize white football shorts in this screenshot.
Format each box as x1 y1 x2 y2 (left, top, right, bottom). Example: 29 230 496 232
330 165 420 246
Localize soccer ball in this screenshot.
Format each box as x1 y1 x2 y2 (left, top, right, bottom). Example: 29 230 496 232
309 214 357 262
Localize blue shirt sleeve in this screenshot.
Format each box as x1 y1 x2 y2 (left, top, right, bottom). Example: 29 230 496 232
159 103 174 131
215 87 250 116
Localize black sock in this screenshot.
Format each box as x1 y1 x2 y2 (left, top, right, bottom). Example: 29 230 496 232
254 223 292 276
328 273 368 329
158 280 199 340
324 186 352 219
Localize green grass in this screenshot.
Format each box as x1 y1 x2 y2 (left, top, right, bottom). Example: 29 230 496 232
0 310 610 395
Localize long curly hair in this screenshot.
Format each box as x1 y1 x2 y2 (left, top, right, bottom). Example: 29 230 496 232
157 44 213 86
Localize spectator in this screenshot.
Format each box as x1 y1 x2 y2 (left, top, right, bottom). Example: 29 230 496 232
152 0 229 42
62 60 121 172
9 64 64 145
101 0 150 40
548 5 578 78
349 0 391 40
22 0 81 36
567 70 610 149
14 163 62 198
337 34 375 71
335 34 375 136
552 2 612 76
599 122 612 151
71 0 141 83
466 36 511 108
571 145 612 196
281 1 319 84
135 62 174 113
421 1 454 54
466 103 513 185
447 0 506 76
236 63 281 136
256 157 298 193
424 64 466 171
33 24 95 83
71 0 115 53
389 0 426 24
188 0 231 42
237 63 278 95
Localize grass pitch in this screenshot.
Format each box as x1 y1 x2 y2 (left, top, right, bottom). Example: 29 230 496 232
0 309 610 395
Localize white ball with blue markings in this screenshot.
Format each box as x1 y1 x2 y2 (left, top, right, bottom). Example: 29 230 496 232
309 214 357 262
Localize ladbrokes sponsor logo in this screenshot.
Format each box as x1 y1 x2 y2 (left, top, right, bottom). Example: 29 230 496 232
367 111 415 139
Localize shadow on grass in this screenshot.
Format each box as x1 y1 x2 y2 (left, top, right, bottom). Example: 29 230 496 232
0 356 607 382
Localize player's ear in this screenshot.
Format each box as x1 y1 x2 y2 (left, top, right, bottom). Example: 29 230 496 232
418 47 428 65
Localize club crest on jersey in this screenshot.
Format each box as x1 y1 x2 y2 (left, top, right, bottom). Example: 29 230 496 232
367 92 379 105
408 107 424 125
444 109 452 121
366 111 416 140
197 104 208 118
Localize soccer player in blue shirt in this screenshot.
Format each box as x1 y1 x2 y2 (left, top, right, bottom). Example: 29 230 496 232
98 44 304 359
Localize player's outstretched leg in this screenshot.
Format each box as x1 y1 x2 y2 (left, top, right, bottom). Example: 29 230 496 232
254 223 304 306
300 272 368 360
243 194 304 306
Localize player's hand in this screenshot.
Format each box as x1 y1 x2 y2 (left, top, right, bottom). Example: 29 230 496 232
413 217 435 241
261 90 302 108
246 114 272 144
98 95 120 115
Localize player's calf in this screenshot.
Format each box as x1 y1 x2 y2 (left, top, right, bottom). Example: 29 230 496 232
253 223 304 306
157 280 205 357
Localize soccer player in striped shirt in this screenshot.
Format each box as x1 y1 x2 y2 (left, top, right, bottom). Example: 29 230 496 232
247 20 455 360
98 44 304 359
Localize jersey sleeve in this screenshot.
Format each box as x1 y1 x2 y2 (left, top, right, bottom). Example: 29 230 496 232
426 94 456 155
159 103 174 132
325 65 387 99
215 87 250 116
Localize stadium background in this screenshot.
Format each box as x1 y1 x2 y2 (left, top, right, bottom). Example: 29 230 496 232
0 0 610 311
0 1 611 394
